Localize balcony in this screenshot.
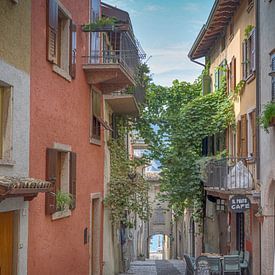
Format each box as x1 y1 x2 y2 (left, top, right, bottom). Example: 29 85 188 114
204 157 256 194
104 91 139 115
83 50 138 93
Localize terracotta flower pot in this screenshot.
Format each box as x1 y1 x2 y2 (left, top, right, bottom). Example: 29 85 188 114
269 116 275 127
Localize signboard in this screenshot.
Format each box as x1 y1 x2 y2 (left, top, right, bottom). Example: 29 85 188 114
229 195 251 213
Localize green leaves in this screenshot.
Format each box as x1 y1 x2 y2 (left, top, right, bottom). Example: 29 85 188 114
104 116 151 226
136 72 234 222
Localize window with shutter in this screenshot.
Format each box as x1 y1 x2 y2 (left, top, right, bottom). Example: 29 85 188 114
47 0 58 63
242 28 256 80
237 120 241 158
229 57 236 93
247 111 256 158
251 111 256 158
241 115 248 158
45 147 77 215
47 1 75 79
69 21 77 79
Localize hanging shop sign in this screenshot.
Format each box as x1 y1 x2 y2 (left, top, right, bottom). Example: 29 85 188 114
229 195 251 213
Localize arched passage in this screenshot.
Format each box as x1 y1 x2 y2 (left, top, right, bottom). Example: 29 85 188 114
148 233 171 260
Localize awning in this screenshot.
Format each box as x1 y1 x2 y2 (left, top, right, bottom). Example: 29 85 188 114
0 176 53 201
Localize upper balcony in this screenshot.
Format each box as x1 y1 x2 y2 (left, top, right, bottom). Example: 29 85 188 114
82 3 146 93
203 157 256 194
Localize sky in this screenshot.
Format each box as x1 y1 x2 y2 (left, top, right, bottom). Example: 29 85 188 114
106 0 214 86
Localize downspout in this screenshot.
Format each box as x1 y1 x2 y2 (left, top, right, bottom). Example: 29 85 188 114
255 0 261 274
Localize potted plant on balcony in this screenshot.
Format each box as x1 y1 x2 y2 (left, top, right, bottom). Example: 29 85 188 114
255 206 264 223
56 190 73 212
259 101 275 133
82 17 117 32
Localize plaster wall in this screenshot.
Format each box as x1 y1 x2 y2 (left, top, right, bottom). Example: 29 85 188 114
259 1 275 274
0 0 31 73
209 0 256 119
28 1 104 274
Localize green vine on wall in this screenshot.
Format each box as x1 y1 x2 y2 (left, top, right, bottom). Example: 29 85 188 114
104 117 151 227
136 68 234 223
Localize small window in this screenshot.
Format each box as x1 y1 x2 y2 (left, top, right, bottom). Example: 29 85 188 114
45 148 76 215
0 84 12 161
228 57 236 92
91 90 101 140
153 207 165 225
215 60 227 90
242 28 256 80
47 0 76 79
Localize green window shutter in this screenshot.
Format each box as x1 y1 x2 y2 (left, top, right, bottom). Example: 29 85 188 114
202 75 211 95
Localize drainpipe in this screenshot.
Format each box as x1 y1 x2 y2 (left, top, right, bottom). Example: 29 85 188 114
255 0 261 274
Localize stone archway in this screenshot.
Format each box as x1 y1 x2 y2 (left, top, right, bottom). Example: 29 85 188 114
148 233 171 260
262 179 275 275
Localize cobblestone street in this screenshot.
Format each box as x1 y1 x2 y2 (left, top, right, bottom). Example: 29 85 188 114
120 260 186 275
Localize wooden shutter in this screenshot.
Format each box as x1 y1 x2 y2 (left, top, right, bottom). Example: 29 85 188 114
69 152 77 210
241 115 248 158
250 29 256 72
242 42 247 79
232 57 236 89
47 0 58 63
237 120 241 157
45 148 58 215
251 111 257 158
92 90 101 117
227 64 230 94
69 21 77 79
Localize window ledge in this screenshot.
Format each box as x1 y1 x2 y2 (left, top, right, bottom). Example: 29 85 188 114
0 159 15 166
90 138 101 146
52 65 72 82
52 209 71 221
245 73 256 84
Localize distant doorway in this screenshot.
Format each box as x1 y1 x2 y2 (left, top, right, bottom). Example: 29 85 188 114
149 234 170 260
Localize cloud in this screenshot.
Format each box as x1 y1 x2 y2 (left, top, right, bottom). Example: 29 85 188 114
146 42 204 86
144 4 163 12
104 0 139 16
181 3 201 12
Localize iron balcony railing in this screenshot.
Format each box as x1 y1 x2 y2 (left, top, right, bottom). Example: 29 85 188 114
110 87 145 104
83 49 139 80
204 157 256 191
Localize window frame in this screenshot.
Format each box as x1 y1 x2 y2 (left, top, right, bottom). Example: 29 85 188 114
45 146 77 218
242 28 256 80
0 83 13 163
270 53 275 101
90 89 102 143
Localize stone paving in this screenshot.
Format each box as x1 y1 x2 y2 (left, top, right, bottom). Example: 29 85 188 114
120 259 186 275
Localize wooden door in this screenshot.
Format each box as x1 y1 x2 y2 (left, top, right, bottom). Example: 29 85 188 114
0 211 14 275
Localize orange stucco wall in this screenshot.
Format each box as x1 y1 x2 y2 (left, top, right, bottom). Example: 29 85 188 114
28 1 104 274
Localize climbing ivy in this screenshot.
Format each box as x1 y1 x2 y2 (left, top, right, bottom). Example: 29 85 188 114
104 116 151 226
136 69 234 222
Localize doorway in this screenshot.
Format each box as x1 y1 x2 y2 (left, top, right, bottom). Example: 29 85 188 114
236 213 245 251
90 194 101 275
0 211 15 275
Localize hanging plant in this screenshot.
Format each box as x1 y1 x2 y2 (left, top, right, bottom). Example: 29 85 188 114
82 17 118 32
259 101 275 133
244 25 254 39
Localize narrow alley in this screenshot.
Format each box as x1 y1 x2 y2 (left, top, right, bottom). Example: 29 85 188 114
120 260 186 275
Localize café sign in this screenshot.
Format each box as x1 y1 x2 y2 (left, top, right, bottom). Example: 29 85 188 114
229 195 251 213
